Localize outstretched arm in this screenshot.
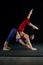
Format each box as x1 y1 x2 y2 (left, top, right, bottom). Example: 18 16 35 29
29 23 39 30
27 9 33 19
27 9 39 30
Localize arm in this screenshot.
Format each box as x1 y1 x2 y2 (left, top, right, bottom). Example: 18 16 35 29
16 32 25 46
27 9 38 30
19 39 25 46
29 22 39 30
27 9 33 19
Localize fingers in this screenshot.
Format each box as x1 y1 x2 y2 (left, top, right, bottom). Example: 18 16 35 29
30 9 33 12
33 25 39 30
29 9 33 15
36 27 39 30
31 9 33 11
35 26 39 30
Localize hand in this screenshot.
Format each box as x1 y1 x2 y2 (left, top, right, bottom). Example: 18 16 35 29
33 26 39 30
31 9 33 12
27 9 33 19
29 9 33 15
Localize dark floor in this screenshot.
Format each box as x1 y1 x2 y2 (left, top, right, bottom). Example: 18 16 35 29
0 57 43 65
0 43 43 57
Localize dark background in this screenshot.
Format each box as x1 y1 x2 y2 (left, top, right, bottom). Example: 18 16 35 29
0 0 43 45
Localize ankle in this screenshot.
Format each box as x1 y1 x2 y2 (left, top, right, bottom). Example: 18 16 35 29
4 41 8 48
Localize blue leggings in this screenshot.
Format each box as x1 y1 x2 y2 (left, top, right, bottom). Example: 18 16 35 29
6 28 17 42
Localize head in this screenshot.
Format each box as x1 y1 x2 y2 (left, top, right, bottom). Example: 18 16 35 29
30 34 35 40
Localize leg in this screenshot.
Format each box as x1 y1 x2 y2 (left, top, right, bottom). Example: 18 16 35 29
3 28 17 51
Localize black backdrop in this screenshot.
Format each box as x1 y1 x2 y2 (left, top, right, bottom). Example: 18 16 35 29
0 0 43 45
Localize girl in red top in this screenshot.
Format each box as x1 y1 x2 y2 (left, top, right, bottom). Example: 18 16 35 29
18 9 39 50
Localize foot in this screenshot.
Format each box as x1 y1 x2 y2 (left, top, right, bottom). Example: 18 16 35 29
25 44 37 51
31 47 37 51
3 47 11 51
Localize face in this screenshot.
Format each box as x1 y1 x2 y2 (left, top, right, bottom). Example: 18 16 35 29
30 35 35 40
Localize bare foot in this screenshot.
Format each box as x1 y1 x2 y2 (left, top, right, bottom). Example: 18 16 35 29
31 47 37 51
3 47 11 51
25 44 37 51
